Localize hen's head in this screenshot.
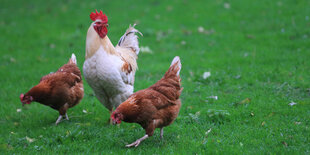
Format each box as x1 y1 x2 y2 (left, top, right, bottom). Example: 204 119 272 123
20 93 33 106
90 10 108 38
111 111 123 125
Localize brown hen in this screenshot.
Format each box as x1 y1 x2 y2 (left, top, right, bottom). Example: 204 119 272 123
20 54 84 125
111 56 182 147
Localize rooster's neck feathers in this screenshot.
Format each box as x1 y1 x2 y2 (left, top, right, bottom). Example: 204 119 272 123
85 24 117 59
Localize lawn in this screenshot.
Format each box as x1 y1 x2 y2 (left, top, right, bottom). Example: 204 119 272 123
1 0 310 154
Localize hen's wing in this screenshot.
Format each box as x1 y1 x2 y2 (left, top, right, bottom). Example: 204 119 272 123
40 73 54 82
40 66 81 83
57 64 82 82
131 89 170 112
41 72 80 87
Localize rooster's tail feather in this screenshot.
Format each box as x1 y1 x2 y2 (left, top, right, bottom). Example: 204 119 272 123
117 24 142 55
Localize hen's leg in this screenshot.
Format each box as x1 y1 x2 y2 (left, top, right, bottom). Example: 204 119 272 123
153 119 164 139
55 115 63 125
126 135 149 147
126 121 156 147
160 128 164 139
56 103 69 125
65 113 69 120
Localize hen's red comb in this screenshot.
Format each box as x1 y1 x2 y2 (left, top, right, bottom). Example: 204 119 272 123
20 93 24 101
90 10 108 23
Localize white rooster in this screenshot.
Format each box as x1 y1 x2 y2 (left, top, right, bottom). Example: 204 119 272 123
83 10 142 122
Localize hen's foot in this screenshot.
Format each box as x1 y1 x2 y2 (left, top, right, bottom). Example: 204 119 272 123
55 115 63 125
55 114 69 125
126 135 149 148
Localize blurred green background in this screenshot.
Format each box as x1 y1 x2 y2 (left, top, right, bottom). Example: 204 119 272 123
0 0 309 154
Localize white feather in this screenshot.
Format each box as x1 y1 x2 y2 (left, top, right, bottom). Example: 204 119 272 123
170 56 182 76
83 46 133 110
71 53 77 64
117 24 142 55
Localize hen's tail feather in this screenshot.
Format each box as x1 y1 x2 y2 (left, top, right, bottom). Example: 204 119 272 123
151 56 182 103
117 24 142 55
70 53 77 64
169 56 182 76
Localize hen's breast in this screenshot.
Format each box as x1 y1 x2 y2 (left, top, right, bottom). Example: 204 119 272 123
69 81 84 107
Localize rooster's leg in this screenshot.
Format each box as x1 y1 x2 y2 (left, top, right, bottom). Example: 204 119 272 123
126 134 149 147
65 113 69 120
160 128 164 139
55 115 63 125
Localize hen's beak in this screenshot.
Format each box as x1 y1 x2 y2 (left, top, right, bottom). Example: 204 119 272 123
105 24 109 27
21 101 29 107
112 120 116 125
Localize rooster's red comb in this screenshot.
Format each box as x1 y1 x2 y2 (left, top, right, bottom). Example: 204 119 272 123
90 10 108 23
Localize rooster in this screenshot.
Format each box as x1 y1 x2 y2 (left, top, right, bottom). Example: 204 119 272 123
20 54 84 125
111 56 182 147
83 10 142 122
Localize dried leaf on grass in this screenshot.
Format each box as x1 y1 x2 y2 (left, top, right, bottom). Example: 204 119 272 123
288 101 297 106
207 109 230 123
202 72 211 79
140 46 153 54
281 141 288 147
207 96 218 100
239 98 251 104
205 128 212 137
224 3 230 9
188 111 201 122
233 98 251 107
294 122 301 125
26 136 35 143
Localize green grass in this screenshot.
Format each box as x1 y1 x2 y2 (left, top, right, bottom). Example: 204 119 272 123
1 0 310 154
